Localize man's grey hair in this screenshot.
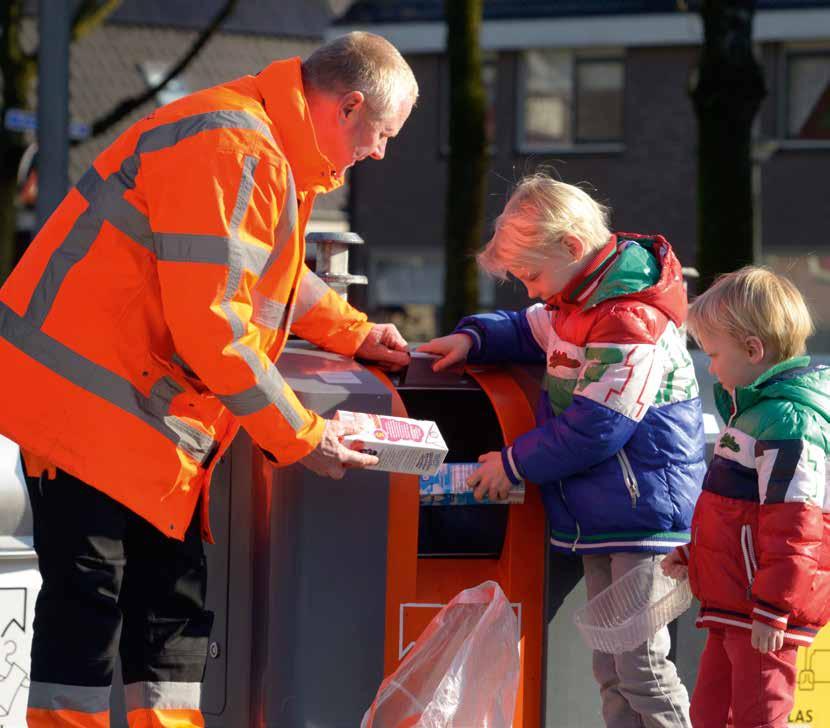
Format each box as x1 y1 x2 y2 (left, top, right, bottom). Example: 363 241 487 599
302 32 418 118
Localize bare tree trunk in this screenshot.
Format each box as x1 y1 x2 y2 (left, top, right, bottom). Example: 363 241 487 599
0 0 36 279
692 0 766 290
441 0 487 333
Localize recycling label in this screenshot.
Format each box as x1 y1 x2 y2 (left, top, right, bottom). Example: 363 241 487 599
790 624 830 727
0 565 40 727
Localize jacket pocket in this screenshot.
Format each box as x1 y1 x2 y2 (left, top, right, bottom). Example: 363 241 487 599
740 523 759 599
616 448 640 508
559 480 582 552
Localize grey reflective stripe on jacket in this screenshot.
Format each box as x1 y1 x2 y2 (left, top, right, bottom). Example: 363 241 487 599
0 110 289 465
292 270 330 323
0 303 216 464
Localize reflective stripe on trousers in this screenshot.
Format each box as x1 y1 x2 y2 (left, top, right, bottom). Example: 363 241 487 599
26 682 204 727
25 470 212 728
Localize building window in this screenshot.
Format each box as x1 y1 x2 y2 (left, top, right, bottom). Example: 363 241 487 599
786 52 830 140
138 61 191 108
439 51 498 153
518 49 624 151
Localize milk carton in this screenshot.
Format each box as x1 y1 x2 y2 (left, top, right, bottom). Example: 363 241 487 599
336 410 448 476
419 462 526 505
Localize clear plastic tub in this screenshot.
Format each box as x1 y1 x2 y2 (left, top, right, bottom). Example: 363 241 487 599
573 558 693 654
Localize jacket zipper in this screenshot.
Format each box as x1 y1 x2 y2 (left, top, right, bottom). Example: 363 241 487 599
560 480 582 552
616 449 640 507
727 391 738 428
740 524 758 599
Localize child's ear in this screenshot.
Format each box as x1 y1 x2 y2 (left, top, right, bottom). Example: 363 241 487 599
745 335 766 364
562 235 585 262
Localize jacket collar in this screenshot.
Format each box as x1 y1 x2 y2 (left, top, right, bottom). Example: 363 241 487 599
714 356 812 422
253 58 342 195
547 236 618 308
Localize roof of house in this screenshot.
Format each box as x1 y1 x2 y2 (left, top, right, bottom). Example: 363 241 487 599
18 12 347 220
336 0 830 24
25 0 339 39
107 0 335 39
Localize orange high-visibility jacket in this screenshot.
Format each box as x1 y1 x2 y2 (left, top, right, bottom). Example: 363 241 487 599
0 58 373 540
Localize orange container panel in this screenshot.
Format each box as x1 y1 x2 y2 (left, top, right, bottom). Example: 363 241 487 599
372 365 547 728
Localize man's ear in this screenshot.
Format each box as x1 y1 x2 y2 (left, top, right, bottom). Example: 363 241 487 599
561 234 585 262
745 335 766 364
339 90 365 122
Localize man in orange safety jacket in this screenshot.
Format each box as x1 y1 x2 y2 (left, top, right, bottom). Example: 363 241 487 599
0 32 417 728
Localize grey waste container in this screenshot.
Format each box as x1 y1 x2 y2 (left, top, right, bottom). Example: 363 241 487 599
107 344 392 728
204 344 393 728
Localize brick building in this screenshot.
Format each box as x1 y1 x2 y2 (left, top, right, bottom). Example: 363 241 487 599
332 0 830 347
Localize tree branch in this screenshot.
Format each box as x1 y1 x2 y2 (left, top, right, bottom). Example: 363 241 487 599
86 0 239 140
72 0 122 43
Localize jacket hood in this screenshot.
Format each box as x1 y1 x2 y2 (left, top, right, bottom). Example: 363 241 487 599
714 357 830 427
250 58 342 195
551 233 688 328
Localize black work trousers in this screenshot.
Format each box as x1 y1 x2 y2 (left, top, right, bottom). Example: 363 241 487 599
25 468 214 690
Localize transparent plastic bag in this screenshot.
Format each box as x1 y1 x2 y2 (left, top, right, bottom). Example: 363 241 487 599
362 580 520 728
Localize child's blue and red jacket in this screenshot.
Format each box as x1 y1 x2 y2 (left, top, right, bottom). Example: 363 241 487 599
456 234 706 554
679 358 830 646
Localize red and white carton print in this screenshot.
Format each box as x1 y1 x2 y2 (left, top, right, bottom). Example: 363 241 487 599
335 410 448 476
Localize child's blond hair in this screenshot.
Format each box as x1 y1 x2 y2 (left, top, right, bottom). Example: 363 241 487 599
688 266 814 361
478 174 611 279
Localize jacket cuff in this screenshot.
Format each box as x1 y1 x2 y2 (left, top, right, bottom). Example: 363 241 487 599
454 326 483 359
677 544 690 565
501 446 523 485
752 602 790 630
329 320 375 357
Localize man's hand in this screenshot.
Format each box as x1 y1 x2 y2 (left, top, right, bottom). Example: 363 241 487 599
416 334 472 372
751 620 785 654
467 451 512 502
660 548 689 581
299 418 379 479
356 324 410 371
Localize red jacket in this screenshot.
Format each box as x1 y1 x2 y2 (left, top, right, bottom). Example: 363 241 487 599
682 358 830 646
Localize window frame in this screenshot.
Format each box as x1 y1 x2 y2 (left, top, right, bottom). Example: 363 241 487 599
515 47 626 155
778 45 830 149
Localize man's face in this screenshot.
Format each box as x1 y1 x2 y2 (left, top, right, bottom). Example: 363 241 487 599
329 93 414 176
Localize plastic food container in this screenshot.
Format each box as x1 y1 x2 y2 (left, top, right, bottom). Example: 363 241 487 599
573 558 693 654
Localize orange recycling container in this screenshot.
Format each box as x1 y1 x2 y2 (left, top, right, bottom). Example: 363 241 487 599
370 363 548 728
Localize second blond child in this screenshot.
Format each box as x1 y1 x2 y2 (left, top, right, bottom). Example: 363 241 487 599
662 267 830 727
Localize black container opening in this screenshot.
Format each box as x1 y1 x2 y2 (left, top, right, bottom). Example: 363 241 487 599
397 387 509 559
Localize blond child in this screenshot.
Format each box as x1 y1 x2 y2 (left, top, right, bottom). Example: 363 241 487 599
662 266 829 727
420 174 705 727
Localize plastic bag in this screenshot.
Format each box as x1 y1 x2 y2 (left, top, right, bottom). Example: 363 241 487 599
362 580 520 728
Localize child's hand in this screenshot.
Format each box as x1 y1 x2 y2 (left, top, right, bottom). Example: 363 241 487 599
751 620 785 654
466 452 512 502
660 548 688 581
416 334 472 372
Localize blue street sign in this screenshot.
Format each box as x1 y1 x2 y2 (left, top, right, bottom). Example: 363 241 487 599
4 107 91 140
69 120 91 140
4 108 36 132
